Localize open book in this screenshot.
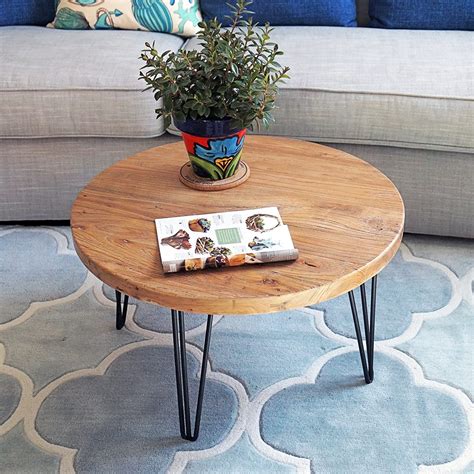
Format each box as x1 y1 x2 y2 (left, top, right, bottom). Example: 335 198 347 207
155 207 298 273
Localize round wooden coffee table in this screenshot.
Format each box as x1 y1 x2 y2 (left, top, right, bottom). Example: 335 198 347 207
71 136 404 441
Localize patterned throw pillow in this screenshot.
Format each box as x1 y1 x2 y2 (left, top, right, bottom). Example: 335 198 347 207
50 0 202 36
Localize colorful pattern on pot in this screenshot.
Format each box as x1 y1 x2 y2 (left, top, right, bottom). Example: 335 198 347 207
181 129 246 180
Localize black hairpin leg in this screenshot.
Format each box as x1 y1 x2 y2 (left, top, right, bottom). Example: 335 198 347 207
115 290 129 330
171 310 213 441
348 275 377 384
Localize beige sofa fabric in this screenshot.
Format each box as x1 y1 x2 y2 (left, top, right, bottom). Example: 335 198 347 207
0 136 179 221
0 24 473 237
0 27 184 138
185 27 474 153
1 136 472 237
332 143 474 238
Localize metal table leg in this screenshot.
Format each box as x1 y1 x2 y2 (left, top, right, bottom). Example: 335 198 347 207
115 275 375 441
347 275 377 384
171 310 213 441
115 290 129 330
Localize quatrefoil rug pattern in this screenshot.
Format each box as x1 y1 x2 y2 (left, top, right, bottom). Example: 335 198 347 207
0 227 473 473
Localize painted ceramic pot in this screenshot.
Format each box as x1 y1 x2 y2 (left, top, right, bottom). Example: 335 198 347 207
175 118 247 180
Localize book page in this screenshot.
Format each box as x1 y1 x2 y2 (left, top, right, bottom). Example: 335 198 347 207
155 207 297 273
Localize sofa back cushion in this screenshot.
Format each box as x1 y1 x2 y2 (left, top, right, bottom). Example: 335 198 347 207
369 0 474 30
50 0 201 37
201 0 357 27
0 0 56 26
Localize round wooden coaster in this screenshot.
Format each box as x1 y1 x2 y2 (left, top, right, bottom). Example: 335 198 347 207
179 161 250 191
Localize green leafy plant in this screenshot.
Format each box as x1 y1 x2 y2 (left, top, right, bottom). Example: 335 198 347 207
139 0 290 130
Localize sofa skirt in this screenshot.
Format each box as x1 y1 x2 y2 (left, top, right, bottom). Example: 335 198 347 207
331 143 473 239
0 135 179 222
0 136 472 238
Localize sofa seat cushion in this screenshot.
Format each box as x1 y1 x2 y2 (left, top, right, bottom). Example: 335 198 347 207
0 26 184 138
186 27 473 153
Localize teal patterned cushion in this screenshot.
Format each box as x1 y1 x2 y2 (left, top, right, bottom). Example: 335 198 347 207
50 0 202 36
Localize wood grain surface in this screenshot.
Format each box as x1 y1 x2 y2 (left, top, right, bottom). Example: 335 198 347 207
71 136 405 315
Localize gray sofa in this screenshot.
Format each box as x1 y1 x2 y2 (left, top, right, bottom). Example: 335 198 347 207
1 0 473 237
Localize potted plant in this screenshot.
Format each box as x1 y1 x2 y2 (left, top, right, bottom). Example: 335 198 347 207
139 0 290 181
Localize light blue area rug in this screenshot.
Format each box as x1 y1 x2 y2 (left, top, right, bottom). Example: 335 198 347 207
0 226 473 473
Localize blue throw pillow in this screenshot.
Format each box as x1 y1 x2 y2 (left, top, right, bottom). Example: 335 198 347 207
201 0 357 27
369 0 474 30
0 0 56 26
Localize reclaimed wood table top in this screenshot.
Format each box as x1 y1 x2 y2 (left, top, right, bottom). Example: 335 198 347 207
71 136 405 315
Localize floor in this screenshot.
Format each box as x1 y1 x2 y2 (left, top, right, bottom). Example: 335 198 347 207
0 226 473 473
